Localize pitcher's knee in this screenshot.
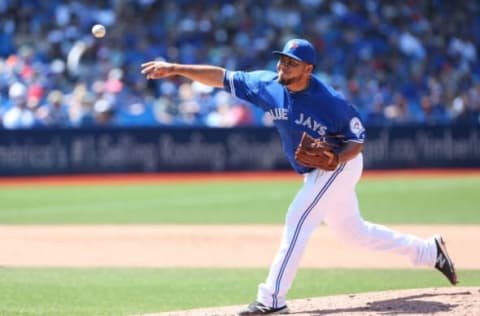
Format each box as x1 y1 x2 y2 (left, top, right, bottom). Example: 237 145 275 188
285 205 315 227
330 219 370 246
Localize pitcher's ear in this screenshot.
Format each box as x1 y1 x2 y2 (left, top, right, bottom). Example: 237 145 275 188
306 63 315 73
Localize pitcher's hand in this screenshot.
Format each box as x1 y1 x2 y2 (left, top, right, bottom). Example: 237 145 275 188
141 61 175 79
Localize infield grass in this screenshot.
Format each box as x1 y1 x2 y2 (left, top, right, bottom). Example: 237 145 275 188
0 268 479 316
0 175 478 224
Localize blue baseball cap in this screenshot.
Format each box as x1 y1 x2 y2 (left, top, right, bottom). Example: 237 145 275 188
273 38 316 65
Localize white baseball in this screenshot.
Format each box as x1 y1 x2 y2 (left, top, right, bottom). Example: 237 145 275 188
91 24 106 38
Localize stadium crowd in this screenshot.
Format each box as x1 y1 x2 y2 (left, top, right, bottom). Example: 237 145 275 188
0 0 479 129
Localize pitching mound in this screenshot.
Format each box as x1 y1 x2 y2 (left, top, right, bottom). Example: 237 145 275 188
143 287 479 316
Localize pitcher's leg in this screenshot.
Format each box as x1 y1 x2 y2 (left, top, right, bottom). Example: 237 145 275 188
257 219 316 308
257 166 346 308
324 194 437 267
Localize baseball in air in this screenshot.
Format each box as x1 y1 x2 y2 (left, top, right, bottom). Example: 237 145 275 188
91 24 106 38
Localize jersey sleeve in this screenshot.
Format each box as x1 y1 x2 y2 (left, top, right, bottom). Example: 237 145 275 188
340 106 366 143
223 70 263 106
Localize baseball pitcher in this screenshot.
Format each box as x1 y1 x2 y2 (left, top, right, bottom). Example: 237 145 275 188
141 38 457 315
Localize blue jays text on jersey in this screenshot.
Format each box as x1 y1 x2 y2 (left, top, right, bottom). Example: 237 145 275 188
267 108 329 136
223 70 366 174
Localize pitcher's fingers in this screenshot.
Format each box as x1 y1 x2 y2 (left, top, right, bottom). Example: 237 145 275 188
324 151 334 164
141 64 158 74
146 72 159 79
141 65 156 74
141 61 156 67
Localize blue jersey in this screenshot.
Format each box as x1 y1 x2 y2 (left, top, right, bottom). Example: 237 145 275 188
223 70 366 174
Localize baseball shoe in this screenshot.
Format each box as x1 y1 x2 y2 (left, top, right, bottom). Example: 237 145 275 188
434 235 458 285
237 301 289 315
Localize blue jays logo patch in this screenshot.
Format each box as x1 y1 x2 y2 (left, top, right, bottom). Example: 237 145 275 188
350 117 365 138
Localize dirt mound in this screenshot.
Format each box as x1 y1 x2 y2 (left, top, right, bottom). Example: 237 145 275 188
142 287 479 316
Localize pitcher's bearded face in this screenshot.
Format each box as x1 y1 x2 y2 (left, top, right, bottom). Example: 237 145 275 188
276 56 312 86
278 74 296 86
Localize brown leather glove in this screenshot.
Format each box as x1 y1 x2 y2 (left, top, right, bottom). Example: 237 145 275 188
294 132 340 171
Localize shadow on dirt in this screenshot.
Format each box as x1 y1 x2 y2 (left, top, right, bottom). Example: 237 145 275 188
290 291 472 315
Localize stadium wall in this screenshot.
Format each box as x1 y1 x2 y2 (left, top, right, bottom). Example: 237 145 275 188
0 125 478 176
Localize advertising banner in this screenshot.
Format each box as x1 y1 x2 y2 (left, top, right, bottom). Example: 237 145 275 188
0 125 478 176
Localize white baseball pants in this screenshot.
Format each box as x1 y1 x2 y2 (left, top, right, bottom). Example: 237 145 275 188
257 153 437 308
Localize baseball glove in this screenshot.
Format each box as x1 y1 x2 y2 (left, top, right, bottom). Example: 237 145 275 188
294 132 339 171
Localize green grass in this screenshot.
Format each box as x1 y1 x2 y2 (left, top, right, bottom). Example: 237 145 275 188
357 176 480 224
0 268 478 316
0 176 478 224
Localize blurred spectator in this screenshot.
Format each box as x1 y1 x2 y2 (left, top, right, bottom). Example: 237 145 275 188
2 82 36 129
176 82 203 125
93 98 116 125
383 93 415 125
68 84 95 127
152 80 178 124
36 90 70 127
451 83 480 124
418 95 449 125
